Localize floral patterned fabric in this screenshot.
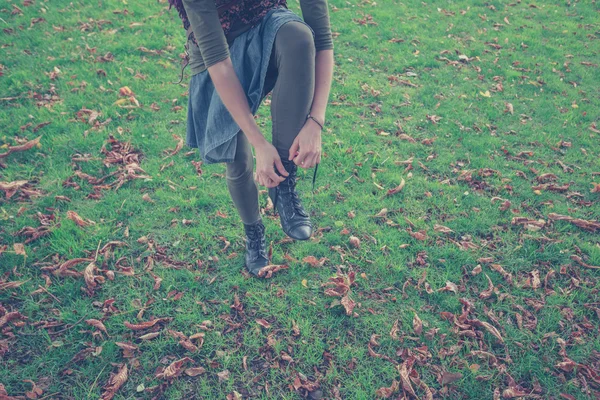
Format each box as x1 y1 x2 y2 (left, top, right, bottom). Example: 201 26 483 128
169 0 287 42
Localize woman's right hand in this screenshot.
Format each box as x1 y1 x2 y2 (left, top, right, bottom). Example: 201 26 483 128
254 140 288 188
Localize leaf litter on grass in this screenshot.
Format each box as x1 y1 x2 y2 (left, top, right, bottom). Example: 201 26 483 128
1 0 600 398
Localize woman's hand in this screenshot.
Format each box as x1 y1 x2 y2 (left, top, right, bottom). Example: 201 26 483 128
254 140 288 188
288 118 322 169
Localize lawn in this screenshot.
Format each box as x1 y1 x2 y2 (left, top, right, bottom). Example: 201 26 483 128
1 0 599 398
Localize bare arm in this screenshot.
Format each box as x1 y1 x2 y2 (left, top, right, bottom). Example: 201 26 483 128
290 0 334 168
288 49 334 167
206 59 267 149
309 49 334 126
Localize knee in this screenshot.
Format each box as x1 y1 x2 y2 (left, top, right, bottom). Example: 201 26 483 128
277 22 315 59
226 158 253 182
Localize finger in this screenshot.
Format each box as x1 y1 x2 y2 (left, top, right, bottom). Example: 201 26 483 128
259 173 271 188
295 151 311 168
306 157 317 169
264 177 275 188
308 154 319 169
288 138 300 161
268 170 285 184
300 156 312 169
274 158 289 177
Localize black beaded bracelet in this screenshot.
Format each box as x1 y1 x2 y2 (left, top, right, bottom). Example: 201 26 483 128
306 114 324 131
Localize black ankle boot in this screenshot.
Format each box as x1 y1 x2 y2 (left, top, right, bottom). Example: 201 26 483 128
244 220 269 276
268 159 313 241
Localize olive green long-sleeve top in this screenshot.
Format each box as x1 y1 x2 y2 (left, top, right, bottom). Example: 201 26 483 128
182 0 333 75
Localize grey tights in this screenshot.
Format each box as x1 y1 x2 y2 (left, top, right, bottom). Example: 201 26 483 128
225 21 316 224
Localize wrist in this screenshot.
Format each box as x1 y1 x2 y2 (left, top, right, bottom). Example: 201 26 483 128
250 136 269 149
306 113 325 131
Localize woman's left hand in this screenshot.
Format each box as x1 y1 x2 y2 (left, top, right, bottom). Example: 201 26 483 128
288 118 322 169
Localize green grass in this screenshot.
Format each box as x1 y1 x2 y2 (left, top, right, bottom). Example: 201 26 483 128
1 0 600 398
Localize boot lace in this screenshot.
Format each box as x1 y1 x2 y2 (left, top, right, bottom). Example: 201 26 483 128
246 223 265 252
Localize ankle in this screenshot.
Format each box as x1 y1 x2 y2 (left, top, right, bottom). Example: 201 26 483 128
244 218 263 228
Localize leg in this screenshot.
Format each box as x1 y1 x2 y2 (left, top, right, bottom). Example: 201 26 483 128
226 133 269 275
226 132 260 225
266 22 316 241
270 21 316 160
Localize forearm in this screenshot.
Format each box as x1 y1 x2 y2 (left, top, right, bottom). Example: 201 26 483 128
207 58 267 147
309 49 334 124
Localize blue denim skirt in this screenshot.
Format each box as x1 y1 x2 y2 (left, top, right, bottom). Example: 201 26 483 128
186 7 311 164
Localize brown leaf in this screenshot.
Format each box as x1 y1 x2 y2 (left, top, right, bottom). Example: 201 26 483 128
438 281 459 294
570 255 600 270
303 256 328 267
83 262 100 290
184 367 206 377
156 357 194 380
165 134 184 156
85 319 109 336
397 359 417 397
490 263 513 284
526 270 541 289
67 210 95 227
479 274 495 299
149 272 162 290
114 342 137 358
502 387 529 398
474 319 504 343
349 236 361 249
376 380 399 398
390 319 400 340
0 280 25 291
439 371 463 385
226 391 243 400
23 379 43 399
0 136 41 159
256 319 271 329
397 133 416 143
124 318 164 331
434 224 453 234
100 364 127 400
408 228 428 241
386 179 405 196
413 313 423 335
340 294 356 315
257 264 288 279
217 369 230 382
138 332 160 340
13 243 26 256
178 339 199 352
0 180 29 199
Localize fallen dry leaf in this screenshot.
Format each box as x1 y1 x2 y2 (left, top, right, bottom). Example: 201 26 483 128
86 319 109 336
386 179 406 196
100 364 127 400
0 136 41 159
124 318 165 331
156 357 194 380
257 264 288 279
302 256 328 267
349 236 361 249
439 371 463 386
413 313 423 335
66 210 95 227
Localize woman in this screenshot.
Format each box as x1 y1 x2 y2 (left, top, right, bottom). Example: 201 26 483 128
169 0 334 276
